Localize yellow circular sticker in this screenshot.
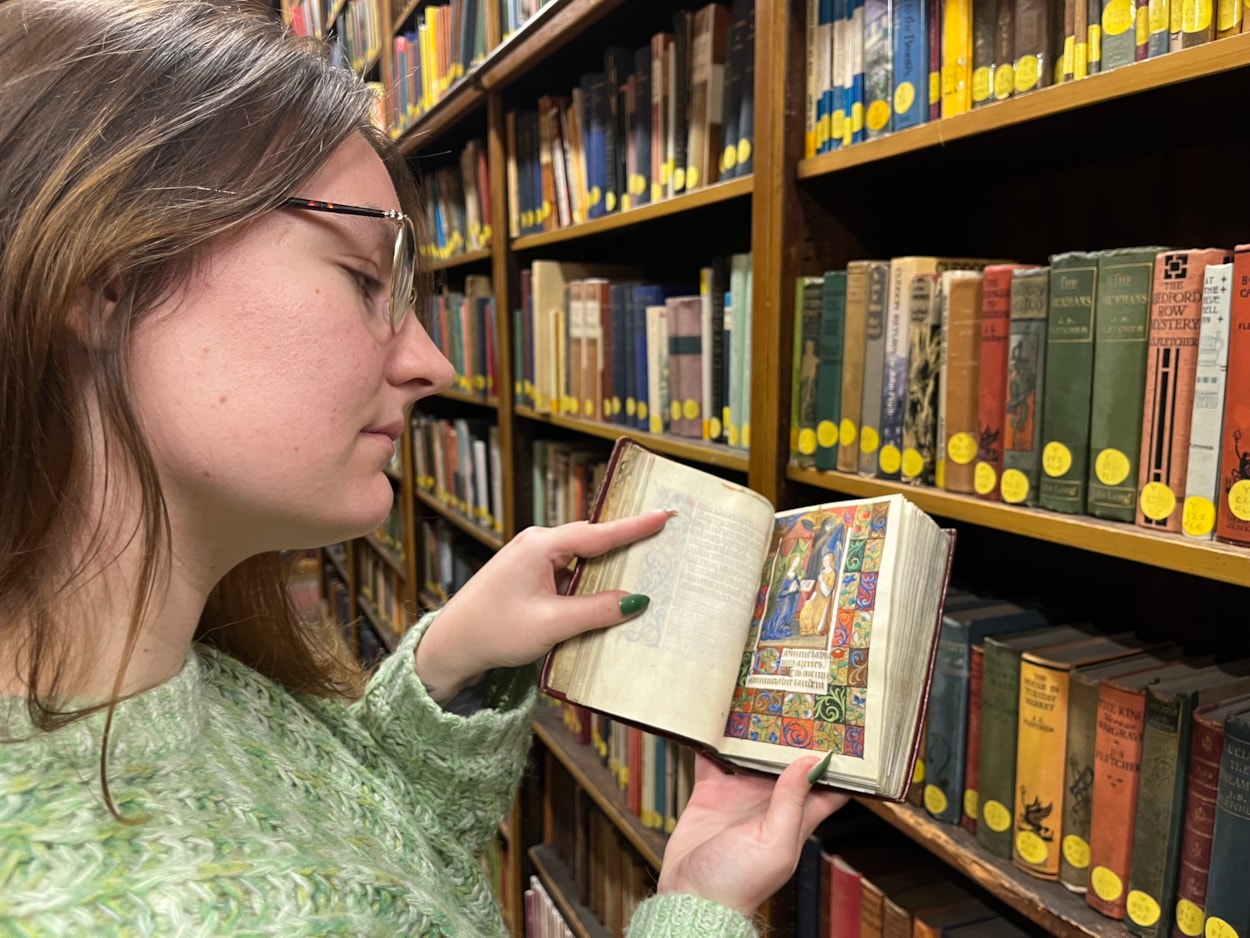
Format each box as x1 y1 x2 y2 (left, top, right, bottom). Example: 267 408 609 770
1043 441 1073 477
670 400 682 421
1091 866 1123 902
972 66 992 102
1206 916 1239 938
686 166 700 189
620 194 631 212
867 99 892 132
879 445 902 474
737 139 752 166
722 145 737 173
1062 835 1090 869
707 414 719 438
1015 55 1040 93
798 428 818 456
924 784 948 816
1016 830 1048 866
650 412 662 434
626 398 636 416
1001 468 1030 504
893 81 915 115
861 426 880 454
913 758 925 784
963 789 978 821
948 432 977 465
1175 898 1204 937
583 399 594 417
982 799 1011 832
673 168 686 192
651 182 663 204
1104 0 1135 32
1229 479 1250 521
1095 447 1131 486
1184 496 1217 537
975 462 998 495
903 448 925 479
1127 891 1161 928
1140 481 1177 521
1185 0 1214 30
994 63 1015 99
605 191 616 213
727 424 739 446
840 419 857 447
929 71 940 105
935 459 946 490
611 396 622 415
742 424 750 448
817 420 839 449
682 399 700 421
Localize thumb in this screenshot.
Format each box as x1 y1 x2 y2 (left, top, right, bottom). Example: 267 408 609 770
764 753 832 845
544 589 652 642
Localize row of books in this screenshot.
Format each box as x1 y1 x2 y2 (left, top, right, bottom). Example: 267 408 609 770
804 0 1244 156
506 0 755 239
417 140 492 260
388 0 488 136
515 255 756 448
412 415 504 535
500 0 556 41
371 498 406 563
523 874 574 938
799 811 1041 936
529 440 608 528
419 516 492 602
423 276 499 398
920 594 1250 935
790 247 1250 544
358 543 401 632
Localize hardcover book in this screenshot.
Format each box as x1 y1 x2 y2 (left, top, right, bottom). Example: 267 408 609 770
541 437 956 800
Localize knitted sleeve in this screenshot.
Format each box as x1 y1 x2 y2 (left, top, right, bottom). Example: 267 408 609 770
306 612 537 860
626 894 759 937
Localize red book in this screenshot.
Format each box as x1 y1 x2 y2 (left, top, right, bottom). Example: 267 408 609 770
975 264 1035 501
962 643 985 833
1216 244 1250 545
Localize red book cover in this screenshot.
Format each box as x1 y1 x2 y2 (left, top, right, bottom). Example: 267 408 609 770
975 264 1034 501
1137 248 1231 532
1216 244 1250 545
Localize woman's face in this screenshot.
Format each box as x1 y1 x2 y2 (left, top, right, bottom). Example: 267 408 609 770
126 134 454 564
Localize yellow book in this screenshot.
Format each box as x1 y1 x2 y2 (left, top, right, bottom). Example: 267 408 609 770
942 0 973 118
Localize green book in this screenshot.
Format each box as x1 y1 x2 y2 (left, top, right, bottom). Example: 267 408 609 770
1087 247 1167 522
815 271 847 471
1039 252 1099 514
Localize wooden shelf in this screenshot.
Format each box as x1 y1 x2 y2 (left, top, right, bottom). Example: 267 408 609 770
323 546 349 584
398 0 624 154
798 33 1250 179
391 0 421 31
364 533 406 578
528 844 612 938
419 588 444 609
515 406 749 473
357 593 400 653
429 245 493 272
433 387 500 409
858 799 1122 938
788 463 1250 588
511 176 753 251
413 487 504 550
533 708 667 871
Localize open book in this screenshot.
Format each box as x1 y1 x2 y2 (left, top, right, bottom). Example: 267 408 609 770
541 438 956 801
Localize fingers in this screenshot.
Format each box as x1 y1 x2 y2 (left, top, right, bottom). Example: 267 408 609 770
547 509 673 568
765 754 846 848
544 588 652 638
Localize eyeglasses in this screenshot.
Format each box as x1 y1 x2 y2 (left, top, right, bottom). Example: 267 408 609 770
281 197 416 334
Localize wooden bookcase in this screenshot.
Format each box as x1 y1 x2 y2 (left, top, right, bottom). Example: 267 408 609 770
285 0 1250 933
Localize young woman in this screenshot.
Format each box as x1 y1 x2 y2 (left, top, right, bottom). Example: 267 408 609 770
0 1 846 934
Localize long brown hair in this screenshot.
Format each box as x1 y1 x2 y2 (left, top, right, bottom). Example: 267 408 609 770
0 1 420 776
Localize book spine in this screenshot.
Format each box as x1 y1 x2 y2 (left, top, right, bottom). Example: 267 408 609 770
1039 251 1099 514
838 262 872 472
1215 244 1250 545
902 273 940 485
881 257 937 479
858 262 891 475
962 643 985 834
1201 711 1250 936
977 641 1025 858
925 619 973 824
1013 659 1071 879
1183 262 1233 539
1171 710 1227 938
975 265 1021 501
1058 671 1101 892
1137 248 1230 533
864 0 895 137
816 271 848 470
793 277 826 463
1001 267 1051 507
1087 248 1161 522
891 0 928 130
940 272 985 494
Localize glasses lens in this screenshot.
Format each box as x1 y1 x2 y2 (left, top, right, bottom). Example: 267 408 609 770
390 219 415 333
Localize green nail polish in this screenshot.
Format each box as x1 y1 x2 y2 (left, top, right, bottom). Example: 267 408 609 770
806 751 834 784
619 593 650 618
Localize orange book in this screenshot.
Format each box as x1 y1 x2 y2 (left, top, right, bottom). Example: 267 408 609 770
1216 244 1250 545
939 271 985 493
1136 248 1231 532
975 264 1035 501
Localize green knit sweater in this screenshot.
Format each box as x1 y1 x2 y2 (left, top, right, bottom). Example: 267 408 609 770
0 614 755 937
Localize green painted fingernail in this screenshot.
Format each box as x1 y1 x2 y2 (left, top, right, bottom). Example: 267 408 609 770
807 751 834 784
619 593 650 618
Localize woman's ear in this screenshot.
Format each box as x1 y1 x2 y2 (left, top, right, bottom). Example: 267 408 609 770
65 276 124 348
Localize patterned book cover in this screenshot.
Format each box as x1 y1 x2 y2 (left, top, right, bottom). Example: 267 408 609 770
903 273 941 485
1001 267 1050 507
864 0 894 138
1137 248 1231 533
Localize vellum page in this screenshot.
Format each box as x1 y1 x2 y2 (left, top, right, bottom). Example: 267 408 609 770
717 496 947 796
549 444 776 748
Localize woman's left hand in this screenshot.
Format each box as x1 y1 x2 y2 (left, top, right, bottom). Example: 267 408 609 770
414 510 671 702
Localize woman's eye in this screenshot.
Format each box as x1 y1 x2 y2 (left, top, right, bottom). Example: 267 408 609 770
351 269 384 301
